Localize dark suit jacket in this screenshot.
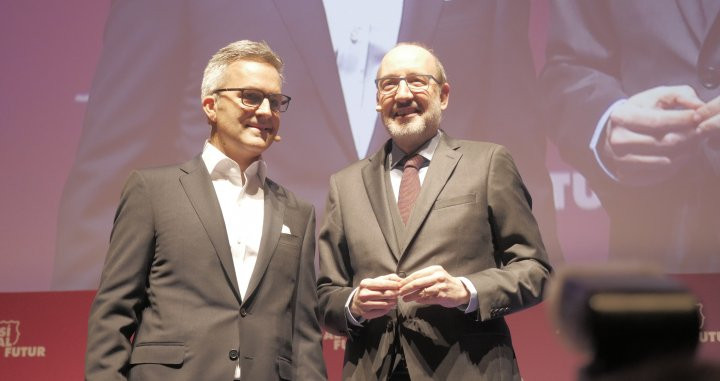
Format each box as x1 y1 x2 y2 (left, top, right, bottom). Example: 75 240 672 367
54 0 561 289
84 156 326 380
540 0 720 272
317 134 551 380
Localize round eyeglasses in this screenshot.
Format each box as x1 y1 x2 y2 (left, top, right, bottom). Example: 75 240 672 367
374 74 441 95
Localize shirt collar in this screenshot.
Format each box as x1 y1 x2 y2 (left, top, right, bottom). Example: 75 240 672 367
389 130 442 170
201 140 267 186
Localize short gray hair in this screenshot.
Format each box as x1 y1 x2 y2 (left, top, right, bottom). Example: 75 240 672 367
201 40 284 100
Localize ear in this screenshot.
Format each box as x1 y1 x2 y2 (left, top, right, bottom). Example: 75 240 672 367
439 82 450 110
202 95 217 123
375 92 382 112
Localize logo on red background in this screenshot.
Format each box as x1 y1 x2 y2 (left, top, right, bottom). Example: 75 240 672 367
0 320 46 358
698 303 719 344
0 320 20 347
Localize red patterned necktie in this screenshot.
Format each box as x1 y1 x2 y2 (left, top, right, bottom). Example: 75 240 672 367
397 154 424 225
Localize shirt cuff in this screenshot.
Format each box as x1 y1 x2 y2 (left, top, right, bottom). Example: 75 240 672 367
457 277 478 313
589 99 626 181
345 287 365 326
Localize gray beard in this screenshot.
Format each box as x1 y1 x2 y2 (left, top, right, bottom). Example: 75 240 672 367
385 106 442 141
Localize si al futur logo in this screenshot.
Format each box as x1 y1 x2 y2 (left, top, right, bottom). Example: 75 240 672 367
0 320 46 358
698 303 720 344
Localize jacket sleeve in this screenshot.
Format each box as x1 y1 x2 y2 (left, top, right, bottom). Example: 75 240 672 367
292 207 328 380
85 171 155 380
316 175 356 336
468 146 552 322
539 0 627 189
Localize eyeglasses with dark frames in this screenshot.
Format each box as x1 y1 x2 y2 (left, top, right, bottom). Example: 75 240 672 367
213 88 291 112
374 74 441 95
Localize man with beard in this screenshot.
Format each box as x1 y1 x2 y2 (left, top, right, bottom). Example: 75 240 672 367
316 43 552 380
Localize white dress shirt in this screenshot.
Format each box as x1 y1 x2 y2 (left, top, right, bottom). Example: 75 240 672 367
202 141 266 299
201 141 266 380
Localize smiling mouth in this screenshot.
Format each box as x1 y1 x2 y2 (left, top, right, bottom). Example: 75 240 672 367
249 125 274 133
394 107 420 118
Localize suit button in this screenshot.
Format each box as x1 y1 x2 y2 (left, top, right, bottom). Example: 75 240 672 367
701 65 719 89
240 308 247 317
397 271 407 278
229 349 239 361
387 321 394 332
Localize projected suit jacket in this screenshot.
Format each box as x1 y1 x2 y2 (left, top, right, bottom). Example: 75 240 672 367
540 0 720 272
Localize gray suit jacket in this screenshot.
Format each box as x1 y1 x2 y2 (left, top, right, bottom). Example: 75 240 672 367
317 134 551 380
85 156 326 380
540 0 720 271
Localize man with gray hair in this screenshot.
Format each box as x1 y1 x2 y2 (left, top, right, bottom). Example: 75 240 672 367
317 43 551 380
85 40 327 380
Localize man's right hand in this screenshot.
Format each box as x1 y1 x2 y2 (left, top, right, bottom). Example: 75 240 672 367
603 85 704 186
350 273 403 320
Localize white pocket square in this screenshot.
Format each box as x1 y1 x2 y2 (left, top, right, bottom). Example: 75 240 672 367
281 224 291 234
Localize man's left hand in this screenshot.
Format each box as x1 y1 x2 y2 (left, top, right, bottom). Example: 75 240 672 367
398 265 470 308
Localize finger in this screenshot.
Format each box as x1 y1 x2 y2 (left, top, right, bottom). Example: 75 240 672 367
634 85 703 109
694 95 720 123
611 106 698 133
614 152 694 184
356 288 399 302
697 114 720 137
609 126 699 156
358 299 398 310
400 265 444 284
359 278 402 291
401 289 423 302
399 277 436 296
380 273 404 282
403 287 442 304
616 152 694 168
655 85 704 109
400 270 453 296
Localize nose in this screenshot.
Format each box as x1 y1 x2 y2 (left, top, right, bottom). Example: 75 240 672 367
255 97 273 116
394 79 414 101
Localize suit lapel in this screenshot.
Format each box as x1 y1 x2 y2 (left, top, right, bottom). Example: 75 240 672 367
400 135 461 254
179 157 242 303
675 0 713 46
362 142 402 261
243 180 285 304
273 0 357 160
397 0 443 43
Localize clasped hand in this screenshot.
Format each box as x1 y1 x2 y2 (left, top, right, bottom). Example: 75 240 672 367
604 85 720 185
349 265 470 321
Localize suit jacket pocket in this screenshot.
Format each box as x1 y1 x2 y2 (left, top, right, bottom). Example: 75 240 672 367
433 193 476 210
278 233 301 248
129 342 185 365
277 356 293 380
